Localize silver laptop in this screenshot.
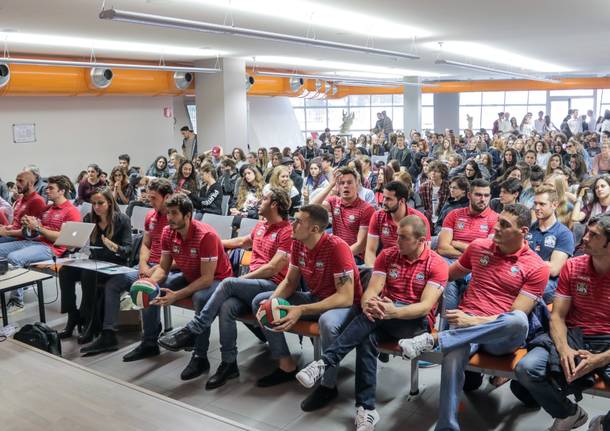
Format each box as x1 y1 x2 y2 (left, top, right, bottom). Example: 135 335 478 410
54 222 96 248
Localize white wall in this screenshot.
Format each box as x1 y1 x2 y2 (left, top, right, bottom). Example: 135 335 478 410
247 96 303 151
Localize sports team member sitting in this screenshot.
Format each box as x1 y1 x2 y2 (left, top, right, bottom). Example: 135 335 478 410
527 185 574 304
399 204 549 431
515 214 610 431
297 216 448 430
0 175 80 314
157 188 293 389
100 178 173 357
311 167 375 264
252 204 363 412
437 178 499 313
364 181 430 267
130 193 232 380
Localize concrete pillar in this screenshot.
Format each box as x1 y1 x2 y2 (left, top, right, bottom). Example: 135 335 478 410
433 93 460 133
403 76 421 133
195 58 247 155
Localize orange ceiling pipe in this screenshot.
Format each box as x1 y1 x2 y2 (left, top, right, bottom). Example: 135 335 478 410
247 74 305 97
425 77 610 93
0 63 191 96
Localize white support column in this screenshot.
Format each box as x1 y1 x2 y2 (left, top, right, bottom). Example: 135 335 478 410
403 76 422 133
195 58 247 155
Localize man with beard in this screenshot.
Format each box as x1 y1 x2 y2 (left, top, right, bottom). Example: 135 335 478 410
364 181 430 267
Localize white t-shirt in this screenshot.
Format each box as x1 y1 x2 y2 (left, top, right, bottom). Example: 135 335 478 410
431 185 440 223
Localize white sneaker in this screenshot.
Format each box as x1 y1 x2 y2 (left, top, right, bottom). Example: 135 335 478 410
588 415 604 431
355 406 380 431
296 359 326 388
398 332 434 359
547 405 588 431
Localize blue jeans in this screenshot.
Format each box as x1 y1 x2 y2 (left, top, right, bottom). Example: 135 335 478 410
142 274 221 358
441 257 471 330
542 278 558 305
186 277 277 363
0 239 54 303
252 290 355 388
322 307 427 410
435 311 529 431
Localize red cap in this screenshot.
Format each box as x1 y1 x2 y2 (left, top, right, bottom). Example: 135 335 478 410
211 146 221 156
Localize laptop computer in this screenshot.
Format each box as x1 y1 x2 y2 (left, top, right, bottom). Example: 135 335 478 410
54 222 96 248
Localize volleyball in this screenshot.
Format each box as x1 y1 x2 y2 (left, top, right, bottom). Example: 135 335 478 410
257 298 290 329
130 278 160 309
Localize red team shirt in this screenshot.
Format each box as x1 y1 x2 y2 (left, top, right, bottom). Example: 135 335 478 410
249 220 293 285
290 233 362 304
555 255 610 336
325 195 375 249
39 200 81 256
144 210 168 265
161 220 232 283
442 206 499 244
457 238 549 316
11 192 47 236
373 245 448 327
368 208 431 250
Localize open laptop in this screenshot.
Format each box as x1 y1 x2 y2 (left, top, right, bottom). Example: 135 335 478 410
54 221 96 248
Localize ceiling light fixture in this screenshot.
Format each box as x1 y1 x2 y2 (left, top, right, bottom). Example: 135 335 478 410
435 59 560 84
255 71 436 87
99 8 420 60
0 57 221 73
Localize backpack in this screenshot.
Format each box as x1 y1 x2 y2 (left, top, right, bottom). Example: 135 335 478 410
14 322 62 356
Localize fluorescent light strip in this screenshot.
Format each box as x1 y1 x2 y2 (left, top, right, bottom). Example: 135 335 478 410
257 70 435 87
99 8 420 60
0 57 221 73
435 59 560 84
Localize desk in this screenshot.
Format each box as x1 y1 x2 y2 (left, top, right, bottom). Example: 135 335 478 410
0 339 256 431
0 269 53 326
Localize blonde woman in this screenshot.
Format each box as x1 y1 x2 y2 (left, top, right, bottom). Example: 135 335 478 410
544 174 573 228
264 165 300 213
229 165 264 219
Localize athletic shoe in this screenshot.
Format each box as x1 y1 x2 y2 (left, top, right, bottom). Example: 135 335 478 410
355 406 380 431
300 385 338 412
296 359 326 388
398 332 434 359
588 415 604 431
256 368 297 387
547 405 588 431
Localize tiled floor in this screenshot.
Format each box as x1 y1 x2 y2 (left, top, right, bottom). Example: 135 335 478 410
5 280 609 430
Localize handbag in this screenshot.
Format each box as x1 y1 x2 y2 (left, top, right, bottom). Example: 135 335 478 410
14 322 62 356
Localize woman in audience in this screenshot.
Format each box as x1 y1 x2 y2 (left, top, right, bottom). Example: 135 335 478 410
232 148 247 170
264 165 300 213
463 160 483 182
543 114 558 132
230 164 264 219
509 117 519 133
374 165 394 207
360 156 376 189
59 187 132 351
146 156 171 178
292 153 306 179
302 161 329 205
535 140 551 169
544 174 574 227
264 152 282 183
569 154 589 183
194 162 223 216
77 164 106 204
109 166 134 205
434 138 456 162
592 142 610 175
545 153 564 177
256 148 269 174
497 148 518 178
172 160 199 196
479 152 495 180
571 175 610 224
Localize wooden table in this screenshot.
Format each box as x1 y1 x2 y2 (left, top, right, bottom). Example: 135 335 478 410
0 339 257 431
0 268 53 326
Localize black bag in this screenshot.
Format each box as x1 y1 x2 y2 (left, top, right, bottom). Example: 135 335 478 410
14 322 62 356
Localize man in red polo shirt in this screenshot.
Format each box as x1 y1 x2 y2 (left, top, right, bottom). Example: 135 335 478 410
158 188 293 388
399 204 549 431
130 193 232 381
0 175 80 313
0 170 47 242
437 178 499 314
252 204 362 412
515 214 610 431
311 166 375 264
365 180 430 267
297 215 447 429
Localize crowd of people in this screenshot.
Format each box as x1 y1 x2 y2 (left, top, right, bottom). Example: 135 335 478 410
0 109 609 431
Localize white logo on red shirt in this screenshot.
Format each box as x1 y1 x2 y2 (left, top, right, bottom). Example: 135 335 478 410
172 245 180 254
576 283 588 295
415 272 425 281
315 261 324 269
256 228 264 236
510 266 520 276
347 215 356 223
480 224 488 232
333 207 341 216
479 255 490 266
389 268 399 279
382 226 390 236
299 258 306 266
271 232 278 240
457 221 465 230
190 248 198 256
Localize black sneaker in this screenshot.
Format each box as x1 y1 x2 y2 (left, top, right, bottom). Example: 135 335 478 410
256 368 297 388
158 327 196 352
463 371 483 392
206 361 239 390
123 343 160 362
180 355 210 381
80 330 119 356
301 385 339 412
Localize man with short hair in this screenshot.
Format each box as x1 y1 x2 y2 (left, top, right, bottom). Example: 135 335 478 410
388 133 412 169
252 204 362 412
157 188 293 389
118 153 139 177
23 164 47 199
0 175 80 313
365 181 430 267
500 112 512 134
0 171 47 243
420 161 450 226
311 167 375 263
127 193 232 381
320 154 334 178
332 145 348 168
297 216 448 430
568 109 583 136
527 185 574 304
318 128 331 145
400 204 549 431
534 111 546 134
515 214 610 431
490 178 522 213
180 126 198 160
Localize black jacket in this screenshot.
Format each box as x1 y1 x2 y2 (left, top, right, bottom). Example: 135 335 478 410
434 196 469 235
194 182 223 215
83 212 133 265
